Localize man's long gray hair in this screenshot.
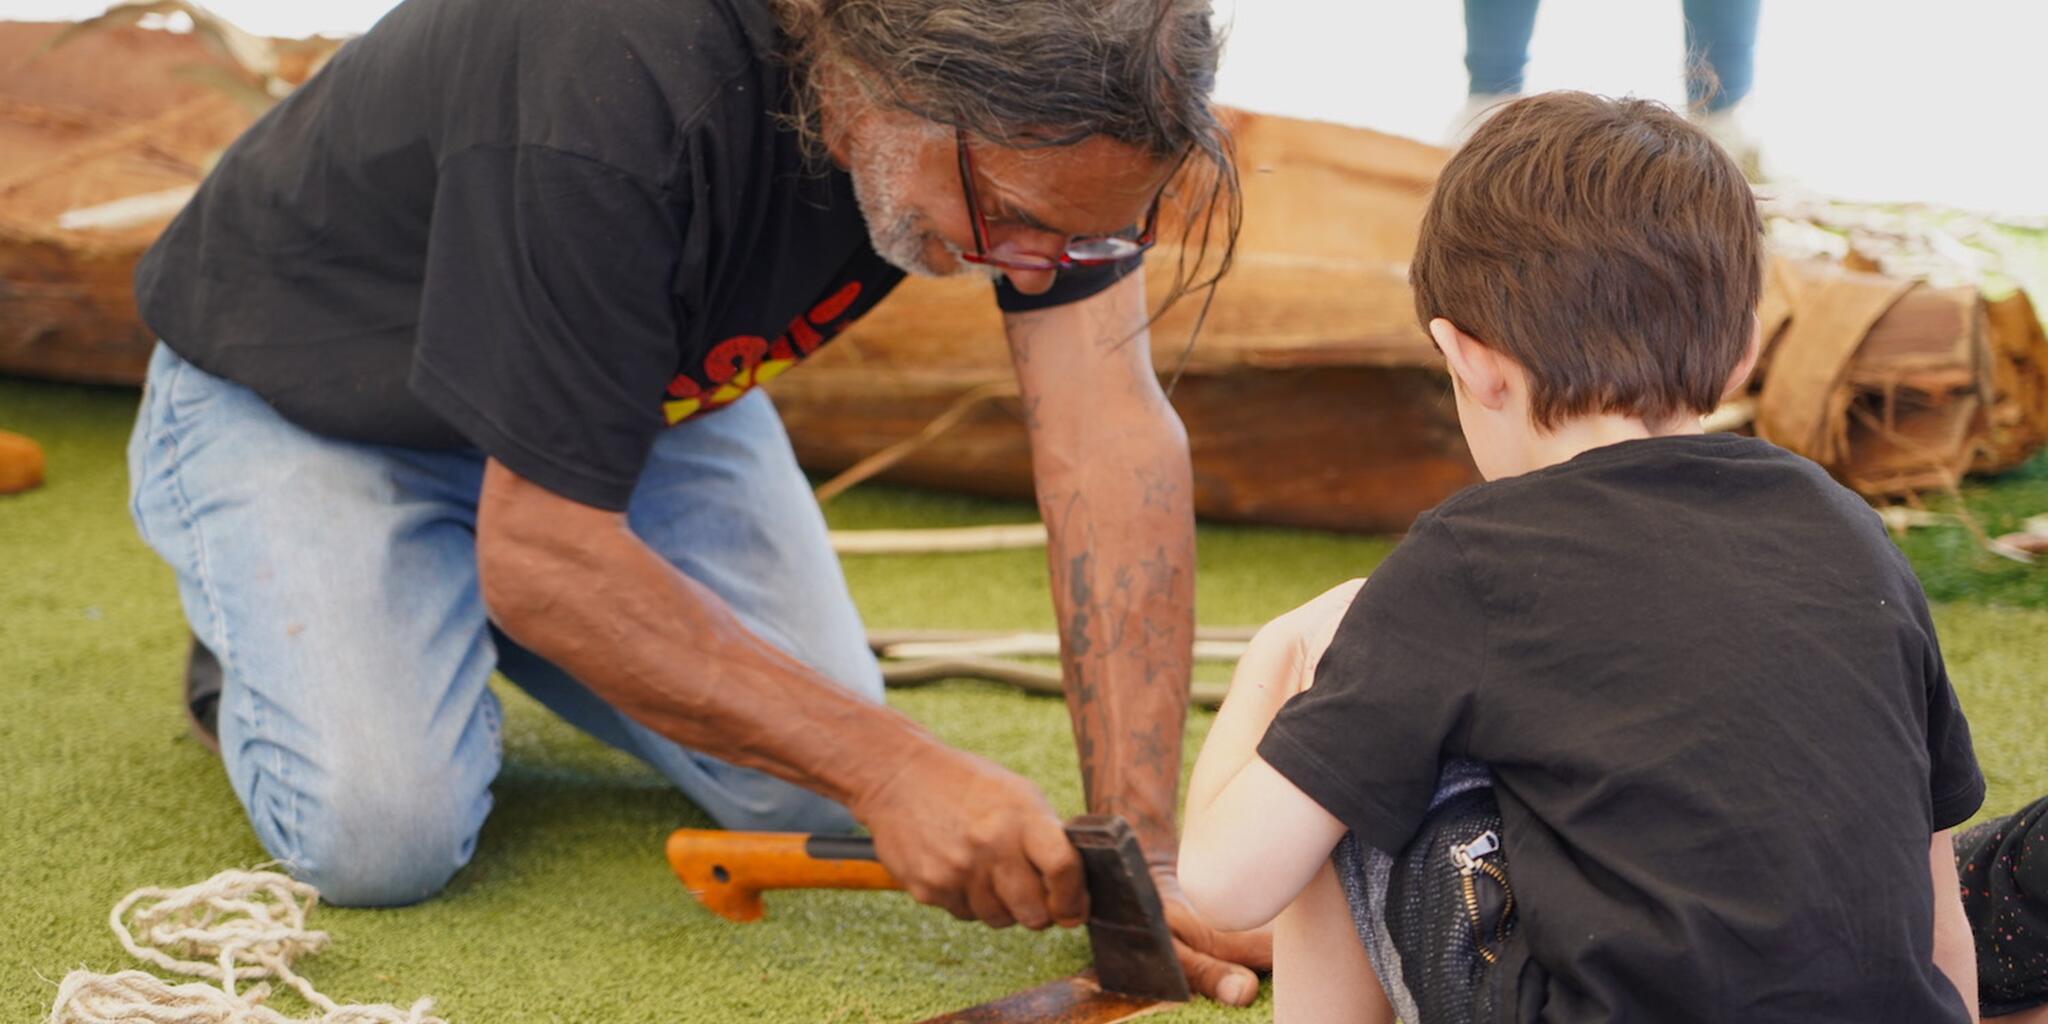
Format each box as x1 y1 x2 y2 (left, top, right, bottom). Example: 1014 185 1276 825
773 0 1242 355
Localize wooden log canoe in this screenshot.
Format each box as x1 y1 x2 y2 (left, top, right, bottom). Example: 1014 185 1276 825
2 22 2042 531
780 112 2048 529
0 18 326 384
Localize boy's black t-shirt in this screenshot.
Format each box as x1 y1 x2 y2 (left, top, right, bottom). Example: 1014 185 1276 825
132 0 1133 511
1259 433 1983 1024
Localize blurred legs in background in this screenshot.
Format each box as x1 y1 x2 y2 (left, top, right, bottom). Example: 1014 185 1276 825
1682 0 1760 113
1451 0 1764 176
1450 0 1539 140
1462 0 1540 100
1682 0 1762 176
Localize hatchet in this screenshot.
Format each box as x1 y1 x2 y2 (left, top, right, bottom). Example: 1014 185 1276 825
667 815 1192 1022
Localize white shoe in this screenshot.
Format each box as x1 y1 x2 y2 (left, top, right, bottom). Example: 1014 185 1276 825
1689 103 1765 181
1445 92 1517 148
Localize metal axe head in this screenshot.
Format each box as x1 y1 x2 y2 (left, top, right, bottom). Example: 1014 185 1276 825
1063 815 1190 1003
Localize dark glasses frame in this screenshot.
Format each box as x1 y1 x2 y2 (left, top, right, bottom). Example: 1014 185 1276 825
953 127 1167 272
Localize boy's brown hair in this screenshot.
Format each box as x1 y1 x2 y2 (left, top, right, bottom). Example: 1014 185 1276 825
1411 91 1763 429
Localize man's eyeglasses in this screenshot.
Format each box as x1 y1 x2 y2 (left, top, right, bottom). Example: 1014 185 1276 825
953 128 1163 272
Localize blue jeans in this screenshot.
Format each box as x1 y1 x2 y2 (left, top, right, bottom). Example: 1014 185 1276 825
1464 0 1760 112
127 343 882 906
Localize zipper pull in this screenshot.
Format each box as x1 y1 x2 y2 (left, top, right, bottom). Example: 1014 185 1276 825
1451 830 1500 871
1451 828 1512 965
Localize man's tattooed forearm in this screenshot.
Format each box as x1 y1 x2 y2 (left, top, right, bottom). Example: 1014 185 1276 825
1131 720 1174 778
1134 465 1180 513
1062 559 1118 663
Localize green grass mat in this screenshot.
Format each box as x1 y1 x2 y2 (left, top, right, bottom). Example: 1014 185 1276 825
3 378 2043 1022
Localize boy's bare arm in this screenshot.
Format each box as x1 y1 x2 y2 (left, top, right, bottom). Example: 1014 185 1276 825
1180 581 1361 931
1931 829 1980 1022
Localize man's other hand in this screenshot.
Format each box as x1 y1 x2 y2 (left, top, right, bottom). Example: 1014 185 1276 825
1155 866 1274 1006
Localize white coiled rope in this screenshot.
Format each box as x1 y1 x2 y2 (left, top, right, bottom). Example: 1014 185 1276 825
47 869 445 1024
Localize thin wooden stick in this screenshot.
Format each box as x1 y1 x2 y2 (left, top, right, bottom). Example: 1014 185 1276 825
813 380 1017 504
876 634 1248 662
882 656 1063 695
1988 533 2048 561
867 626 1261 648
1700 396 1757 434
1875 505 1953 537
830 523 1046 555
56 185 195 231
881 656 1229 710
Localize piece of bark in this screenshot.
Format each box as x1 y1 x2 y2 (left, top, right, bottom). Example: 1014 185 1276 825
1756 263 1917 464
1838 394 1982 497
915 974 1171 1024
1980 290 2048 473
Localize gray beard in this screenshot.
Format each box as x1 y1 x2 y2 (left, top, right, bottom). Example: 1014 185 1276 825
846 136 1002 281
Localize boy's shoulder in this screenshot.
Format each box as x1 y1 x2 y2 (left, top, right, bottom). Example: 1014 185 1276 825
1405 433 1924 616
1430 433 1876 535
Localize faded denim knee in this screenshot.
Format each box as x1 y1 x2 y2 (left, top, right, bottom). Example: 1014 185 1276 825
253 750 492 908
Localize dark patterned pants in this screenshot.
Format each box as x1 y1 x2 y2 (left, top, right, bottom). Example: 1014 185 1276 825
1958 796 2048 1018
1336 762 1514 1024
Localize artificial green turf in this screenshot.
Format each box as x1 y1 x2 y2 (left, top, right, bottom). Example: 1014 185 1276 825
1895 453 2048 608
2 377 2044 1023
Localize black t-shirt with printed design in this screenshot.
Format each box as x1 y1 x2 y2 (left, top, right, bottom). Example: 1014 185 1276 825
134 0 1132 510
1258 434 1984 1024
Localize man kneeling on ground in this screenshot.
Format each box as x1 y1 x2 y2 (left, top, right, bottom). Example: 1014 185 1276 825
125 0 1265 1000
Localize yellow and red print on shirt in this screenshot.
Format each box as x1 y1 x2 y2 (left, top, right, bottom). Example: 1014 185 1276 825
663 280 868 425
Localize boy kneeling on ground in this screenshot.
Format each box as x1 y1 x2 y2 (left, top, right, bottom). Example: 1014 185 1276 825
1179 91 1983 1024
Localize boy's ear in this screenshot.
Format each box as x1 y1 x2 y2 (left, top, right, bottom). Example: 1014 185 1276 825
1429 317 1512 412
1721 317 1764 402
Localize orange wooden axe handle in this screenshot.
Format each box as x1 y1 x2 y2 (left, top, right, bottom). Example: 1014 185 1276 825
666 829 899 922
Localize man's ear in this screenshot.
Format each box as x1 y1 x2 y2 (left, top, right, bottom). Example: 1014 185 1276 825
1721 317 1764 401
1429 317 1511 412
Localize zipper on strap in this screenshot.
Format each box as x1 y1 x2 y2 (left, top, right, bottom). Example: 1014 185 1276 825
1451 830 1514 964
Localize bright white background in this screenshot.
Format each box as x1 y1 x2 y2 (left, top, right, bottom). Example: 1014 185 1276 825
4 0 2044 216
